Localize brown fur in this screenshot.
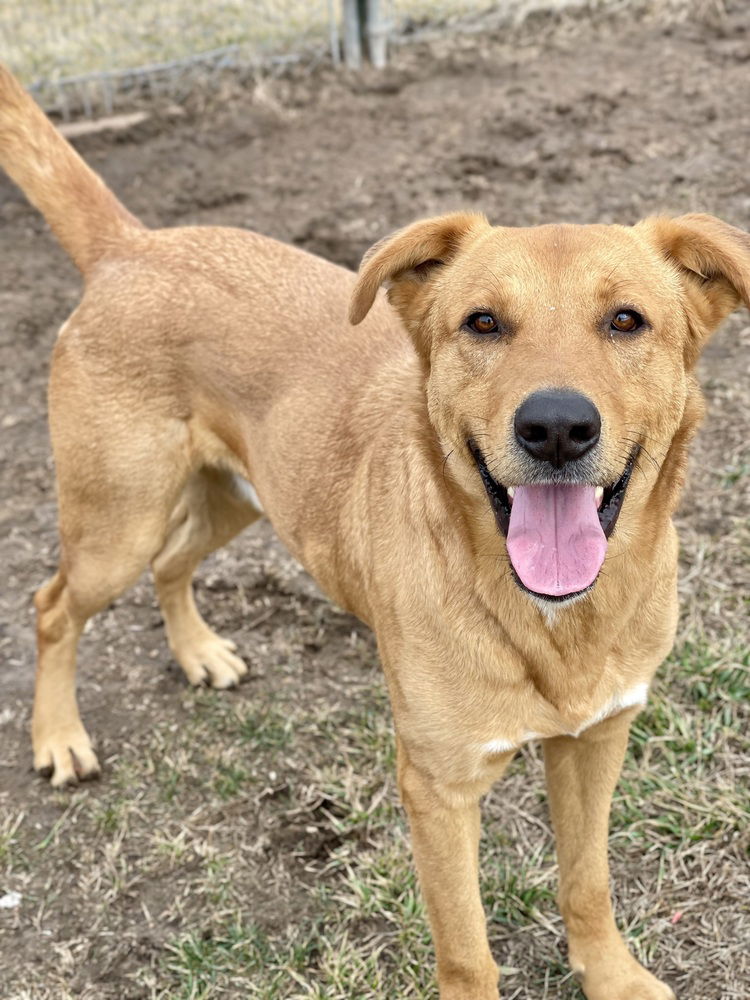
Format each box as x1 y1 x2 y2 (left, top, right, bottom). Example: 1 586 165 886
2 66 748 999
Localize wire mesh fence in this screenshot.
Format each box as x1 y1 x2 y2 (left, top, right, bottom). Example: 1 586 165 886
2 0 699 117
1 0 335 116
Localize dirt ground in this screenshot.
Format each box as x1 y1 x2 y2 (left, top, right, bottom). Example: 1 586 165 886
1 6 749 1000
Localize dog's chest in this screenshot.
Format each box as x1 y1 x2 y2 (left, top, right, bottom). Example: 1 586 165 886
479 681 649 756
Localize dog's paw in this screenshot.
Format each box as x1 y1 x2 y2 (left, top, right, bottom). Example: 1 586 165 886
34 725 101 788
576 955 675 1000
175 631 248 689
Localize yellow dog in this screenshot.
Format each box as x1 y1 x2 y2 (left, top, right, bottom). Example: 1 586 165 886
1 65 747 999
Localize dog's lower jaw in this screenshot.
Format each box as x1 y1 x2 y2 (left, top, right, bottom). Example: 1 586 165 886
513 569 596 610
527 582 597 626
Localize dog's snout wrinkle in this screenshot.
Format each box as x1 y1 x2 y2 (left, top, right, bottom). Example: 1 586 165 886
514 390 601 468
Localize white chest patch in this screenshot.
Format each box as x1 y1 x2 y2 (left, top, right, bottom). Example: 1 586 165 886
231 475 264 513
481 682 649 756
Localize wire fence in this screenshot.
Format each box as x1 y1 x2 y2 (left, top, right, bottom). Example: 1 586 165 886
1 0 698 118
1 0 335 116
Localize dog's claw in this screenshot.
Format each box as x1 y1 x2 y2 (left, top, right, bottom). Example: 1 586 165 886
173 629 248 689
72 751 101 782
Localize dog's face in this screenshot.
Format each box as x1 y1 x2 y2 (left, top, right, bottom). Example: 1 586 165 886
350 213 749 604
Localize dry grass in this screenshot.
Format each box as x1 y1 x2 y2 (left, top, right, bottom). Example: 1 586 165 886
3 629 747 998
1 1 330 84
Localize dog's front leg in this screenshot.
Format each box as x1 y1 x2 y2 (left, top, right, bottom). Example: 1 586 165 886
398 741 503 1000
543 709 675 1000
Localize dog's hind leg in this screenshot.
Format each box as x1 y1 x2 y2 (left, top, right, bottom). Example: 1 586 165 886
151 467 262 689
33 420 191 787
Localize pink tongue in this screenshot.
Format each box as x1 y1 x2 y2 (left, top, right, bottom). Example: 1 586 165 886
506 485 607 597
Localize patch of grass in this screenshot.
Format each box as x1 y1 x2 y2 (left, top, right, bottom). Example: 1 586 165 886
721 461 748 488
614 640 749 851
0 810 27 873
92 797 134 836
9 630 748 999
231 702 294 751
164 919 287 998
3 0 331 85
156 835 575 999
202 693 295 751
483 856 557 928
160 859 436 999
136 631 749 998
157 757 187 804
213 762 252 800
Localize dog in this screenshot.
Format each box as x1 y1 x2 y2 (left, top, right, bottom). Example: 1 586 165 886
1 65 747 1000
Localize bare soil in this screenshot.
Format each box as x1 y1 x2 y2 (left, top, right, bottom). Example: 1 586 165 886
1 7 748 1000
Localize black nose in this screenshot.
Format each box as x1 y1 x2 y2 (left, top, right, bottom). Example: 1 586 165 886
514 390 601 468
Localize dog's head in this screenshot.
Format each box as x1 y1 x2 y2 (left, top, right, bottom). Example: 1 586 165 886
350 213 750 604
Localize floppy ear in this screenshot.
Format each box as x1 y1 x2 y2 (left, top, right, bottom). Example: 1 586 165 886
349 212 489 327
639 213 750 363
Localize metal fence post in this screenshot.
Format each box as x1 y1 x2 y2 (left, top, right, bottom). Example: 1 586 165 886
365 0 388 69
342 0 362 69
328 0 341 67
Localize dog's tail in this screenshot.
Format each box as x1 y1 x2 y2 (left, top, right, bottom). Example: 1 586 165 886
0 65 144 275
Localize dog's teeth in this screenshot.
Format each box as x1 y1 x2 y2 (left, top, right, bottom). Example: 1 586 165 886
507 487 515 503
595 486 604 508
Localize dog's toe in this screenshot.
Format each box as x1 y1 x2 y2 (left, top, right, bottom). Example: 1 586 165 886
177 632 248 689
204 645 248 689
34 728 100 788
578 960 676 1000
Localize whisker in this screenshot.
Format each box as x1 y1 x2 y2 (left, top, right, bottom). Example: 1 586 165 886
442 449 455 483
619 437 663 474
620 433 668 461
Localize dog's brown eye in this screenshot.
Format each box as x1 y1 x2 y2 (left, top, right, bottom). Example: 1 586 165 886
610 310 643 333
466 312 499 335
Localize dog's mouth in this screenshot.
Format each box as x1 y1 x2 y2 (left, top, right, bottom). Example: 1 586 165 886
468 440 639 601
